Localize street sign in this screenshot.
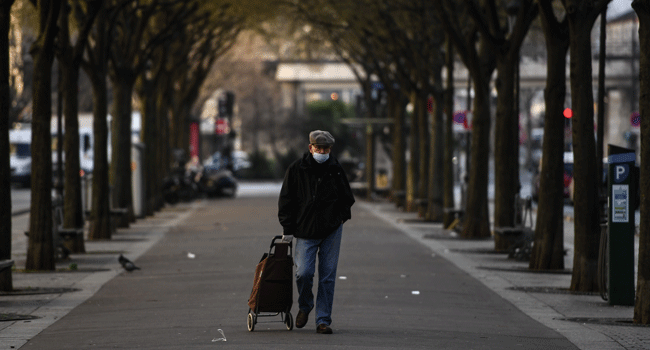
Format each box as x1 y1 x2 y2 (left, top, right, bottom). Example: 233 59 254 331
630 111 640 127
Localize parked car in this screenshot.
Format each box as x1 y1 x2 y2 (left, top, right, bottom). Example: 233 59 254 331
10 127 96 187
9 129 31 187
532 152 638 210
567 155 639 210
203 150 251 176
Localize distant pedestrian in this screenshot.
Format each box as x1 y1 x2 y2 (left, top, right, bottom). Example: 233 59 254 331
278 130 355 334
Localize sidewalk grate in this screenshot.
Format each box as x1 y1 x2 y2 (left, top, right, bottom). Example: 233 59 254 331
450 247 509 255
0 287 81 296
559 317 650 328
0 313 40 322
508 286 598 296
478 266 572 275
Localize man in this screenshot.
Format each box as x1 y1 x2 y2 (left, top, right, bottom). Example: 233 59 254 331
278 130 355 334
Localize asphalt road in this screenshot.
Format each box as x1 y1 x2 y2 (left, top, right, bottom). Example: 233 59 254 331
20 195 576 349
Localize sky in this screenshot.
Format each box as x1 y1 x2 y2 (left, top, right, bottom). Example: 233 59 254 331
608 0 633 20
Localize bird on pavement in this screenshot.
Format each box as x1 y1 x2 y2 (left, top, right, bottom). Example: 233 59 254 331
118 254 141 272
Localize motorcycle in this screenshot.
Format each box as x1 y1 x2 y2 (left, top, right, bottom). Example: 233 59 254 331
199 165 237 198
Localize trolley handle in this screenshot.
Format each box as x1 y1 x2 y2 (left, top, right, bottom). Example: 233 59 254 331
271 235 283 248
270 235 292 257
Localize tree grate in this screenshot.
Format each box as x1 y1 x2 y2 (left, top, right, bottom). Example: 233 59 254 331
0 287 81 296
478 266 572 275
508 286 599 296
558 317 650 328
0 313 40 322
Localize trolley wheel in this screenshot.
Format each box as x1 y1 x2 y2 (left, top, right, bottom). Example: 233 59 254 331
247 311 255 332
285 312 293 331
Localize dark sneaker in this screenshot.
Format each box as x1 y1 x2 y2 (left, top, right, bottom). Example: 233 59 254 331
295 310 309 329
316 324 333 334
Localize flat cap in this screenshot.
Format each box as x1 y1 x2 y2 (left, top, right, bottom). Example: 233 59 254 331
309 130 335 146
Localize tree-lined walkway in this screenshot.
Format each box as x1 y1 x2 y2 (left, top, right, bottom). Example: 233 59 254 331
20 196 575 349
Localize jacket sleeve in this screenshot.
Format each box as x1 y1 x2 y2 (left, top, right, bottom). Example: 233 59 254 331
337 166 355 222
278 165 297 236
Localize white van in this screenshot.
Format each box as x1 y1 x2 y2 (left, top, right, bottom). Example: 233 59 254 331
9 128 32 187
9 127 95 187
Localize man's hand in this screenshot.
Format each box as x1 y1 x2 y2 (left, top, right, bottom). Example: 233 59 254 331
281 235 293 243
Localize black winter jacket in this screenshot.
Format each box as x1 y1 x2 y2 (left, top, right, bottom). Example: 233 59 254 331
278 152 355 239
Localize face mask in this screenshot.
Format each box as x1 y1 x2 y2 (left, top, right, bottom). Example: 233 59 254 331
312 152 329 164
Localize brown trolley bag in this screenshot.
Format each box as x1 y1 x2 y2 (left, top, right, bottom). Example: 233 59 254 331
247 235 294 331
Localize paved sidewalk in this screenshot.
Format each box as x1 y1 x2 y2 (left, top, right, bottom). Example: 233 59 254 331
0 192 646 349
1 201 201 350
359 201 648 350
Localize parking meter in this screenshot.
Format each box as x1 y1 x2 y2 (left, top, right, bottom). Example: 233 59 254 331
606 145 636 306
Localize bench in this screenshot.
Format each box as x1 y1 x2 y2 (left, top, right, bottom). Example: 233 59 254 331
53 204 85 257
110 208 130 228
443 207 465 231
413 198 428 206
0 260 14 273
391 190 406 208
493 226 533 259
24 203 84 259
493 196 534 260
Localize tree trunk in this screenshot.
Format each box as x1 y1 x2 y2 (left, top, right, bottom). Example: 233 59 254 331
58 0 99 251
61 63 85 252
365 124 375 200
138 76 157 216
530 0 569 271
417 91 429 217
364 84 376 201
156 79 172 209
427 84 444 222
461 79 492 239
26 0 61 271
87 72 111 240
493 58 520 251
390 90 406 208
170 103 190 153
443 38 455 228
0 0 15 291
460 34 495 239
110 77 135 226
406 90 419 212
84 4 112 241
58 0 86 255
632 0 650 325
566 7 602 292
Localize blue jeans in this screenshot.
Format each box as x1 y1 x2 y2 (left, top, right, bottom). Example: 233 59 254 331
294 225 343 327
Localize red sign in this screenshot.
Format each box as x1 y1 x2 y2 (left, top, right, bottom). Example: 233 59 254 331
631 112 641 127
189 122 199 159
215 118 230 135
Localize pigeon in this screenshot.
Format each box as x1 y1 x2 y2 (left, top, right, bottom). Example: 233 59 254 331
118 254 141 272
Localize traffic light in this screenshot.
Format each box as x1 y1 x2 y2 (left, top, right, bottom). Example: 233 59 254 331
218 91 235 118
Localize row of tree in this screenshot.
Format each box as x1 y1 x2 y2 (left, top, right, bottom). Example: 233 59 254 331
1 0 649 325
0 0 275 290
284 0 649 324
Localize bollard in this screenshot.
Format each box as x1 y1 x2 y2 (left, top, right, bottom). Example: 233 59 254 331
606 145 636 306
